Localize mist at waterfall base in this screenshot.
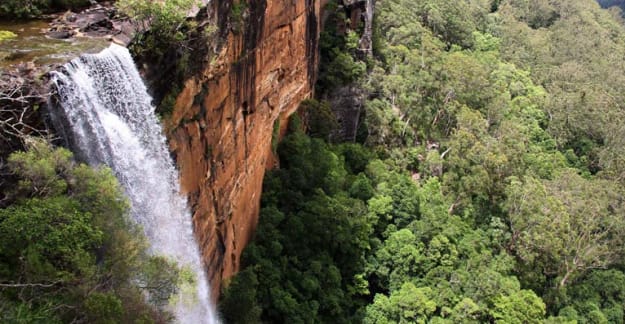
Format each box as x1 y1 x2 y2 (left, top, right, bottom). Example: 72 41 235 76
50 44 219 324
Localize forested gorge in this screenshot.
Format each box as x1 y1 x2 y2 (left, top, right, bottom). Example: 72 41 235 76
220 0 625 323
2 0 625 323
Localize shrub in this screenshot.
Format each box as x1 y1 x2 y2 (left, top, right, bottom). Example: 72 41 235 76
117 0 198 37
0 0 91 18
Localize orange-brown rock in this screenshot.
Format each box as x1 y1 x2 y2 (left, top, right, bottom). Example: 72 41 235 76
167 0 323 300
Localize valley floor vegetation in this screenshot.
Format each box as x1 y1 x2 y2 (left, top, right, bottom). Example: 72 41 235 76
220 0 625 323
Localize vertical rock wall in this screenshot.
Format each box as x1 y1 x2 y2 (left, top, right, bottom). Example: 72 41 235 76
167 0 323 299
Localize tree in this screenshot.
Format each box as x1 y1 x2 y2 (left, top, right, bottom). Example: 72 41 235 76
504 176 568 264
365 283 437 324
505 171 625 288
300 99 338 141
116 0 198 35
222 128 373 323
219 269 262 324
490 289 546 324
0 139 179 322
562 269 625 323
547 170 625 287
369 229 425 291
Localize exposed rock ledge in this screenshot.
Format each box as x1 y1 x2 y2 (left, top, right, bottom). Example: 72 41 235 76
168 0 325 300
47 2 134 46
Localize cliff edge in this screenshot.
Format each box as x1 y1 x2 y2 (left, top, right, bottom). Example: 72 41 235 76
167 0 324 299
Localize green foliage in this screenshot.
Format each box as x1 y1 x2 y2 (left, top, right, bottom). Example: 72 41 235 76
316 6 368 94
221 126 373 323
158 86 181 119
117 0 196 34
219 269 262 324
139 256 185 307
230 2 249 33
300 99 338 140
0 31 16 43
118 0 198 55
84 293 123 324
230 2 247 21
495 0 625 174
225 0 625 323
555 269 625 323
7 139 74 198
271 118 281 154
505 171 625 290
490 290 546 323
369 228 424 291
503 0 560 28
0 0 90 18
0 0 48 18
365 283 437 324
118 0 199 103
0 139 178 323
323 50 366 88
224 127 551 322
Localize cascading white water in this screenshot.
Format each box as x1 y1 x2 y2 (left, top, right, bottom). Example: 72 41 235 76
50 44 219 324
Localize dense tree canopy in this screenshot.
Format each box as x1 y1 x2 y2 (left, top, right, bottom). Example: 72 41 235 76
222 0 625 323
0 139 183 323
2 0 624 322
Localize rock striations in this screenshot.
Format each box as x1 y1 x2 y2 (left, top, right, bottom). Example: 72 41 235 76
167 0 325 300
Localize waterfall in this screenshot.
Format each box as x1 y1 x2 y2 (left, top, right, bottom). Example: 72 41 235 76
50 44 219 324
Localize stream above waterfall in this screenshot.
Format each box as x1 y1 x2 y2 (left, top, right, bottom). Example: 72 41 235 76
0 19 108 69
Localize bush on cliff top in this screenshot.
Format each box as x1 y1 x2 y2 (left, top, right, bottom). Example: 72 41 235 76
116 0 198 36
0 0 92 19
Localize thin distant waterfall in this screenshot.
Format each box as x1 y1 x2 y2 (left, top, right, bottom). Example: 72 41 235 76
50 44 219 324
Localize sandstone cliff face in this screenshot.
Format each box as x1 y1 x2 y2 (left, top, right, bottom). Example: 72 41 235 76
167 0 323 300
